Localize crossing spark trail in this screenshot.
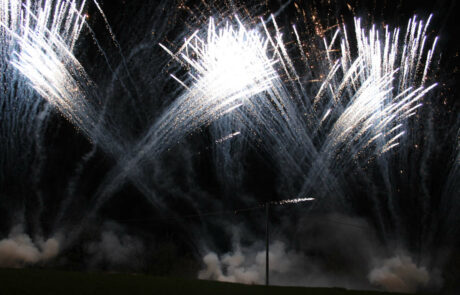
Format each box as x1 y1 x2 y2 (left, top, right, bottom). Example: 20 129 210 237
261 15 438 202
82 11 438 219
206 14 439 213
91 15 282 211
1 2 446 278
2 1 438 207
0 0 158 231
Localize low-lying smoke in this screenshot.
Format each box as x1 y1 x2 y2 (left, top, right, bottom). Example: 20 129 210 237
198 214 441 293
369 255 430 293
0 222 146 271
86 222 145 270
0 225 59 268
199 241 304 284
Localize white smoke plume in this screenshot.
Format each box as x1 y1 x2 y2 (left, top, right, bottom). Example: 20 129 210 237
86 222 144 269
199 241 304 284
369 255 430 293
198 214 442 292
0 225 60 268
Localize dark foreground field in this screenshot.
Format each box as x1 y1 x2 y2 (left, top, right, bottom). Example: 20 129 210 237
0 268 412 295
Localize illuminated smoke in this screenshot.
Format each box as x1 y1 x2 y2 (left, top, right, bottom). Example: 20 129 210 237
0 225 59 268
369 255 430 293
199 214 441 291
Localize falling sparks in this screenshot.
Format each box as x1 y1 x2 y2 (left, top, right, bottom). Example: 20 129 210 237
160 16 278 112
216 131 241 144
321 16 438 157
0 0 91 130
270 197 316 205
0 0 440 223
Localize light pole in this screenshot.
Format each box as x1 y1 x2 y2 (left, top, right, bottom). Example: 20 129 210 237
264 197 315 286
265 201 269 286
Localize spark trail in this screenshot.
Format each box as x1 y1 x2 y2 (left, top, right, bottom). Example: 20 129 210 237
295 16 438 205
2 0 440 247
90 13 438 218
207 15 437 210
90 16 281 212
0 0 157 232
0 0 57 219
1 0 144 160
234 15 439 206
3 0 107 143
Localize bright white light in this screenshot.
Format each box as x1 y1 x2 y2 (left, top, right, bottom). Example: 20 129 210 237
215 131 241 144
161 16 278 110
272 197 315 205
1 0 89 124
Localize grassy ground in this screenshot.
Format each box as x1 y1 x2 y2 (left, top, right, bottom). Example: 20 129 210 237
0 268 407 295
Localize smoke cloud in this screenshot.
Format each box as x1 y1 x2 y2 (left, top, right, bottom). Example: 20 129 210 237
0 225 60 268
199 241 305 284
198 214 441 292
369 255 429 293
86 222 145 270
